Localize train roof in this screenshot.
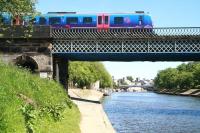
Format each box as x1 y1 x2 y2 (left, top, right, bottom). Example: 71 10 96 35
46 11 146 14
39 12 150 17
44 11 149 15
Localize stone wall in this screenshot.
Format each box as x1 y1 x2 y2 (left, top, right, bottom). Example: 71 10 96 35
0 39 52 78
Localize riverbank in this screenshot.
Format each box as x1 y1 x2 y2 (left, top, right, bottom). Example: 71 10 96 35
69 89 116 133
155 88 200 97
0 62 80 132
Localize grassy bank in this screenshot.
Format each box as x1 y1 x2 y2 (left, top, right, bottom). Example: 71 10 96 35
0 62 80 133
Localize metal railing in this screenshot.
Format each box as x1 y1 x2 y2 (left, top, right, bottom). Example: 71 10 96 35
51 27 200 39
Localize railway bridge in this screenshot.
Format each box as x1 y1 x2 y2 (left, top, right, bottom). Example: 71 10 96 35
1 26 200 92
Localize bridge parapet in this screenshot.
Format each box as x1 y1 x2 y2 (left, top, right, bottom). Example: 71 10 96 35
51 27 200 39
0 26 51 39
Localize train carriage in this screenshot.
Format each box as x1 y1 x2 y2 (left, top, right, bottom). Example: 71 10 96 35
1 11 153 29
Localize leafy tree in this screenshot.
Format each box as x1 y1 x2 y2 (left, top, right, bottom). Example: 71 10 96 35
177 62 196 72
177 71 194 89
0 0 37 16
69 61 112 89
154 68 178 89
192 64 200 88
154 62 200 91
126 76 134 82
0 0 37 26
177 63 188 72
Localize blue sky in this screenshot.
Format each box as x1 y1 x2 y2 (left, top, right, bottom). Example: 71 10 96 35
36 0 200 79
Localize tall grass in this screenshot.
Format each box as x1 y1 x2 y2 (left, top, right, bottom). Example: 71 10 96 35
0 62 80 133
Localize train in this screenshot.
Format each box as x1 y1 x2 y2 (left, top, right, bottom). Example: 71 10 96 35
0 11 153 29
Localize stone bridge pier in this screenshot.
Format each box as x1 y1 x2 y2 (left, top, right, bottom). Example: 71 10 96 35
52 57 69 92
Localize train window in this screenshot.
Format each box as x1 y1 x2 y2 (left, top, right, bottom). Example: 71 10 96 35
105 16 108 24
66 17 78 24
83 17 92 24
114 17 123 24
49 17 61 25
39 17 46 25
139 16 143 25
98 16 102 24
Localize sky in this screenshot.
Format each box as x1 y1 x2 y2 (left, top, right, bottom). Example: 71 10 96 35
36 0 200 79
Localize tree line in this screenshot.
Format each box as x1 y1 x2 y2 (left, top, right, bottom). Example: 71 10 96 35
154 62 200 90
69 61 113 89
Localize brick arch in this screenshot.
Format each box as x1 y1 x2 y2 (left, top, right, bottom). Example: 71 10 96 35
15 55 39 73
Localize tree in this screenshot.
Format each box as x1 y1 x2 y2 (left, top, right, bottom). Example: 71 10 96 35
177 71 194 89
154 62 200 91
69 61 112 89
177 62 196 72
154 68 178 89
192 64 200 88
126 76 134 82
69 62 95 88
0 0 37 24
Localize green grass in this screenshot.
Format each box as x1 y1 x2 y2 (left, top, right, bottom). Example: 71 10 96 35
0 62 80 133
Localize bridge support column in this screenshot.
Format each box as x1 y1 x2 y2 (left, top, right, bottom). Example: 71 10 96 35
53 57 69 93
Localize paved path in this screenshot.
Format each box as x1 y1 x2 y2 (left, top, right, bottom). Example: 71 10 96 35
69 89 116 133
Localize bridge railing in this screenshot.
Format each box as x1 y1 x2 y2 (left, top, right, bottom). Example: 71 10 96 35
51 27 200 39
0 26 51 39
1 26 200 39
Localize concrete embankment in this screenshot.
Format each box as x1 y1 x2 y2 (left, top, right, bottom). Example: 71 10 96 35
69 89 116 133
155 89 200 97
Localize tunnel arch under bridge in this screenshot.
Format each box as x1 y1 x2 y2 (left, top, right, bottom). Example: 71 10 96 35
15 55 39 73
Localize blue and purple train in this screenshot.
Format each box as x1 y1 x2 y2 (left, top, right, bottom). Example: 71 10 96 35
1 11 153 29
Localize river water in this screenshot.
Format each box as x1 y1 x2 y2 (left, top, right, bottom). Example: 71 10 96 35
102 92 200 133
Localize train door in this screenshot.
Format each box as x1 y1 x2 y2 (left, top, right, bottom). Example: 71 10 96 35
104 15 109 29
97 14 109 29
97 15 103 29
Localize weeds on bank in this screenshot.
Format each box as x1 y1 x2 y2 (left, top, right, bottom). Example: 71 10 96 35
0 62 80 133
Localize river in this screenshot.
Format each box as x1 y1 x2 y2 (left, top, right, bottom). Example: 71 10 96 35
102 92 200 133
